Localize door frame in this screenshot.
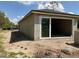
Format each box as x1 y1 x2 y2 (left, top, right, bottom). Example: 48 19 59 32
40 16 51 39
40 16 73 39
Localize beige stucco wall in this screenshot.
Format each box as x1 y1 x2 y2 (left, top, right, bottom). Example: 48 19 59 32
74 30 79 44
19 14 34 39
34 14 40 40
73 20 79 45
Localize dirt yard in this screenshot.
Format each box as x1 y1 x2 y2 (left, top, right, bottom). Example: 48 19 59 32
1 30 79 58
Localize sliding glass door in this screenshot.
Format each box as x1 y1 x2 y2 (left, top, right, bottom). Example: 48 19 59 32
41 18 50 37
41 17 72 38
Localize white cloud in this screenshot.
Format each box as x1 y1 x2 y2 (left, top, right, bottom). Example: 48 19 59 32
10 15 24 25
37 2 49 9
18 1 34 5
38 3 45 9
17 15 24 18
18 1 65 12
18 1 75 14
67 12 75 14
37 2 65 12
10 18 18 25
58 3 64 10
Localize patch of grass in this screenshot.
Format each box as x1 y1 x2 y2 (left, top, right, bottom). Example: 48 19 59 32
9 52 24 57
0 35 4 48
17 52 25 55
7 52 26 58
0 38 26 57
0 37 4 51
0 30 5 33
0 30 8 57
0 50 26 58
7 52 18 57
0 50 8 57
0 30 27 58
0 50 20 58
0 38 8 58
0 35 4 38
0 30 9 34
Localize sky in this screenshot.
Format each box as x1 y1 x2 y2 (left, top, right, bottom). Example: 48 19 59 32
0 1 79 24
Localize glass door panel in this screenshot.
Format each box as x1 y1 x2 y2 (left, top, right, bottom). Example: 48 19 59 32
41 18 49 37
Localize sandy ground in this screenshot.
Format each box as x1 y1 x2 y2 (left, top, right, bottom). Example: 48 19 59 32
1 30 79 58
2 30 72 51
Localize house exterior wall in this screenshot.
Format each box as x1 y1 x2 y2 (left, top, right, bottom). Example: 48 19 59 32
34 14 40 40
34 14 77 40
19 13 78 40
19 14 34 39
74 30 79 44
73 20 79 44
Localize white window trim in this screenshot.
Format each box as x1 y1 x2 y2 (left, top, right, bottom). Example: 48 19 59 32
40 16 51 39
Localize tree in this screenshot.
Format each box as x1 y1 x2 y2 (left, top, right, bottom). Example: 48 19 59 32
0 11 11 29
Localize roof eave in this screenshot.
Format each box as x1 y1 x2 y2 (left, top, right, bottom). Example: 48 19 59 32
18 10 79 24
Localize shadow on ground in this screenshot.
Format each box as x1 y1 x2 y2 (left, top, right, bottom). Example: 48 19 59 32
10 31 33 43
66 43 79 48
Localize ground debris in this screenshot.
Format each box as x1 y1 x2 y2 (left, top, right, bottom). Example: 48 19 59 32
61 46 74 55
3 30 79 58
24 43 62 58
